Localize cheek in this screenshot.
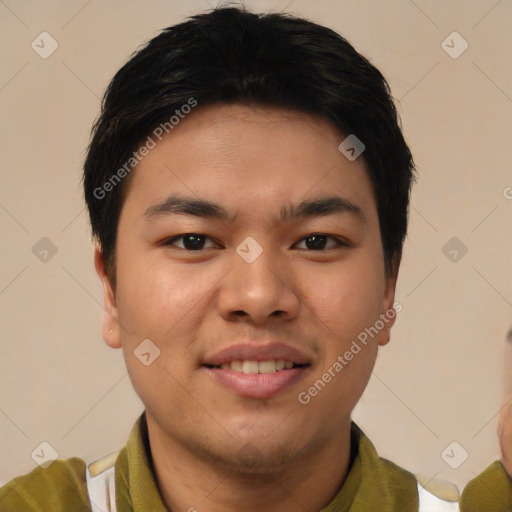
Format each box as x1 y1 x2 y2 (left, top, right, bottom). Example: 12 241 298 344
300 256 384 412
115 262 202 413
116 260 209 335
115 259 215 397
303 257 384 340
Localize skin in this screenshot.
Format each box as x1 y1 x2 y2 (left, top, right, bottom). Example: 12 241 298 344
499 402 512 477
95 104 399 511
499 328 512 478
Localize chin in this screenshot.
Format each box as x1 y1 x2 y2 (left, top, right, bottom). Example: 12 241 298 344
211 440 300 476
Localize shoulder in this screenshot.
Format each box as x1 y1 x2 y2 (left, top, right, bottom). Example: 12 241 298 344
460 460 512 511
356 428 460 509
0 457 91 512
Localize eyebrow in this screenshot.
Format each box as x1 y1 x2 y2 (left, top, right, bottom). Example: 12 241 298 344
144 194 366 225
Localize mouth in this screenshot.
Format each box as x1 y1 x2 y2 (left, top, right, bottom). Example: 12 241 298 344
202 360 311 399
204 359 309 373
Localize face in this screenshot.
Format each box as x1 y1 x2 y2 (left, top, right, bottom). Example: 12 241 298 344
95 104 398 473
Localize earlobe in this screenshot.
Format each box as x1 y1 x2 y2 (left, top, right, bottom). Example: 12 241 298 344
94 244 122 349
378 253 401 347
378 328 391 347
377 294 396 347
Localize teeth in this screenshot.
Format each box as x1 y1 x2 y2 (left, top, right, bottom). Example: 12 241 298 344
242 360 259 374
258 360 276 373
216 359 298 373
231 360 243 372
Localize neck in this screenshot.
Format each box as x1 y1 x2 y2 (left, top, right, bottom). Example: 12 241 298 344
145 414 353 512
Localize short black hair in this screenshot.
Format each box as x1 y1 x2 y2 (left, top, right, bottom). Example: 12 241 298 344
83 4 415 283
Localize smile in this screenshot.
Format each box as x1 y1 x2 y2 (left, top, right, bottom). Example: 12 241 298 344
203 361 310 399
208 359 306 373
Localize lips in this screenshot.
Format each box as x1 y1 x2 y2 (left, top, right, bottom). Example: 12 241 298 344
205 366 309 399
201 342 312 399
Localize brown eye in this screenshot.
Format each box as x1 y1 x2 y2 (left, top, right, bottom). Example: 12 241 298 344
294 234 348 251
163 234 217 250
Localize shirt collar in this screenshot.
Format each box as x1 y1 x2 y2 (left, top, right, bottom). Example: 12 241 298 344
321 422 418 511
115 411 168 512
115 413 418 512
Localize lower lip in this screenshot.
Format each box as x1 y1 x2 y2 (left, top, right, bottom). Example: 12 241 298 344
203 366 308 399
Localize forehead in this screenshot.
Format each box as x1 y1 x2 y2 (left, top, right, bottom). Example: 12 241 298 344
122 103 376 222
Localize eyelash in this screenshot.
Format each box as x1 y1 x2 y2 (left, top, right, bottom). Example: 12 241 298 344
160 233 350 252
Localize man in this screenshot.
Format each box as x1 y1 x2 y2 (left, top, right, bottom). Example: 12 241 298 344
1 5 510 511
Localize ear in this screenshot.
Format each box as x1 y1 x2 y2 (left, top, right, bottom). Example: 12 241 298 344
94 243 122 349
378 253 401 347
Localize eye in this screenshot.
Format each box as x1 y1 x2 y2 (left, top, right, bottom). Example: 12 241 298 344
160 233 349 252
294 233 348 251
161 233 219 251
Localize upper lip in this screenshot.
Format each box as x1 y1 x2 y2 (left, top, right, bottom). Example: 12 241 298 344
202 342 313 366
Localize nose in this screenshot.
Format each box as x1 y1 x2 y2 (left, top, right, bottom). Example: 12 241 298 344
217 244 301 325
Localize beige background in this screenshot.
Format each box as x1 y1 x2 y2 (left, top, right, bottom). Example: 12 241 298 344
1 0 511 493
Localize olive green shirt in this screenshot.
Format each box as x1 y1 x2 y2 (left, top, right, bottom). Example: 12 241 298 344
1 412 510 511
